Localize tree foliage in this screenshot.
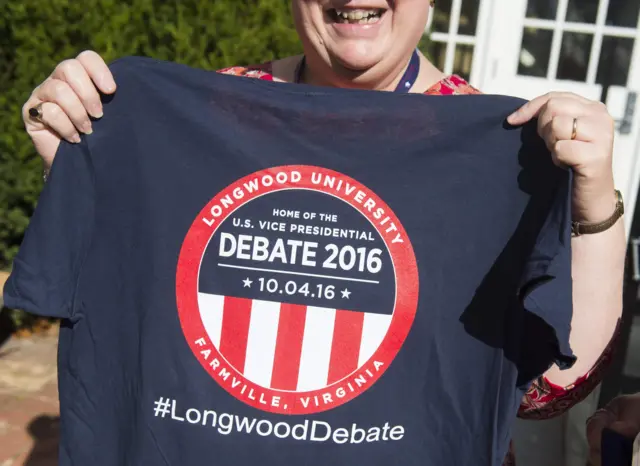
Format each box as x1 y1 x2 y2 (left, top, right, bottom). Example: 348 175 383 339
0 0 433 269
0 0 302 267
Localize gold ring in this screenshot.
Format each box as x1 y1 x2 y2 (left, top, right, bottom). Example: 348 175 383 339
28 102 45 123
571 117 578 140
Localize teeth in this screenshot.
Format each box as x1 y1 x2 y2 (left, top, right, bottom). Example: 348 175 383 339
334 9 382 23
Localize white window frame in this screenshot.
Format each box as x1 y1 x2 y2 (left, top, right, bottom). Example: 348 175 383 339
426 0 479 77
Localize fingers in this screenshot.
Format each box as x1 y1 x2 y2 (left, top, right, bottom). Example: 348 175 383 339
605 394 640 421
48 51 115 119
22 51 115 142
540 115 603 148
535 97 592 137
52 59 105 119
585 396 640 466
588 409 617 436
552 140 597 169
75 50 117 94
21 50 114 163
23 76 91 144
523 93 614 173
23 100 81 144
35 78 94 134
507 92 593 125
540 110 614 172
586 408 618 466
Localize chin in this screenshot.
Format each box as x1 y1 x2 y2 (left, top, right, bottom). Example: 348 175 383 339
329 45 386 73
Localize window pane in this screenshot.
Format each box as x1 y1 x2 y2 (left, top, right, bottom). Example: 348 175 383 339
526 0 558 19
453 44 475 80
557 32 593 81
517 28 554 77
596 36 634 87
606 0 640 27
432 0 453 33
566 0 598 23
459 0 480 35
426 40 447 71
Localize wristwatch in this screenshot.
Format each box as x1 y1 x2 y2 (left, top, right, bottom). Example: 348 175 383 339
571 190 624 236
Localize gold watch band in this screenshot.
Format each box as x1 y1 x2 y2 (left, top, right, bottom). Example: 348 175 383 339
571 190 624 236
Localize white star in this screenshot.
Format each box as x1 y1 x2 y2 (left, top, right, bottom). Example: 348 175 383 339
242 277 253 288
341 288 351 299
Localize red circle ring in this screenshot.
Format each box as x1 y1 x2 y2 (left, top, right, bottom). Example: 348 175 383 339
176 165 419 415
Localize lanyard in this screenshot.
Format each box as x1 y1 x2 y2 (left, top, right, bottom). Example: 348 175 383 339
294 49 421 93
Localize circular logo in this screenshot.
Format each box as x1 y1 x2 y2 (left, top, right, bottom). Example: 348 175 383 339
176 166 418 415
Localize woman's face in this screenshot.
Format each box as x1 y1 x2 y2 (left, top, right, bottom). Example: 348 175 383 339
292 0 430 79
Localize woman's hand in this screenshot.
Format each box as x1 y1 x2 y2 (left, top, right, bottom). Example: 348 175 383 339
586 393 640 466
507 92 617 223
22 50 116 170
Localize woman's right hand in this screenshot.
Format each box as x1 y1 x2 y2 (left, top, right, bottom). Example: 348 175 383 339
22 50 116 169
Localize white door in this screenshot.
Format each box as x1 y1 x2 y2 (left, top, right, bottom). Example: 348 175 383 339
475 0 640 237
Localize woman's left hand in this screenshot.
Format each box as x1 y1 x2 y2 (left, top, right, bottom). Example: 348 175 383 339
507 92 617 223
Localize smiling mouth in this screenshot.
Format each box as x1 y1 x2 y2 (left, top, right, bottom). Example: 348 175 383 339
328 8 386 24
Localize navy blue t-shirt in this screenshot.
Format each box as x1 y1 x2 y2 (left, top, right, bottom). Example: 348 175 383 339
4 56 574 466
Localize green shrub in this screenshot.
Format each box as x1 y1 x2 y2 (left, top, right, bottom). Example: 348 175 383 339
0 0 302 269
0 0 432 276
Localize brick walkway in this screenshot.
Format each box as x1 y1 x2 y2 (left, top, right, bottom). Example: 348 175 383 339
1 272 60 466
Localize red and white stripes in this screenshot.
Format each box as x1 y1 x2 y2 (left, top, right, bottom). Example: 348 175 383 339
197 293 392 391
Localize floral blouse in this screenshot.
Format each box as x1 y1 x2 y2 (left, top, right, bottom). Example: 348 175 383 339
217 62 620 466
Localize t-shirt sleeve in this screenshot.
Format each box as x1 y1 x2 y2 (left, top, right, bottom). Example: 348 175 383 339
518 157 576 381
2 139 94 318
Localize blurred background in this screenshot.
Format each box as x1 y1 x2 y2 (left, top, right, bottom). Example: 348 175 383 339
0 1 639 465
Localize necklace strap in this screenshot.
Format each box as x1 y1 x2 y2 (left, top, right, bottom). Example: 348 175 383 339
294 49 421 93
398 49 420 92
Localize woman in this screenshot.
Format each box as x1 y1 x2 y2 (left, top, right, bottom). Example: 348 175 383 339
20 1 625 464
